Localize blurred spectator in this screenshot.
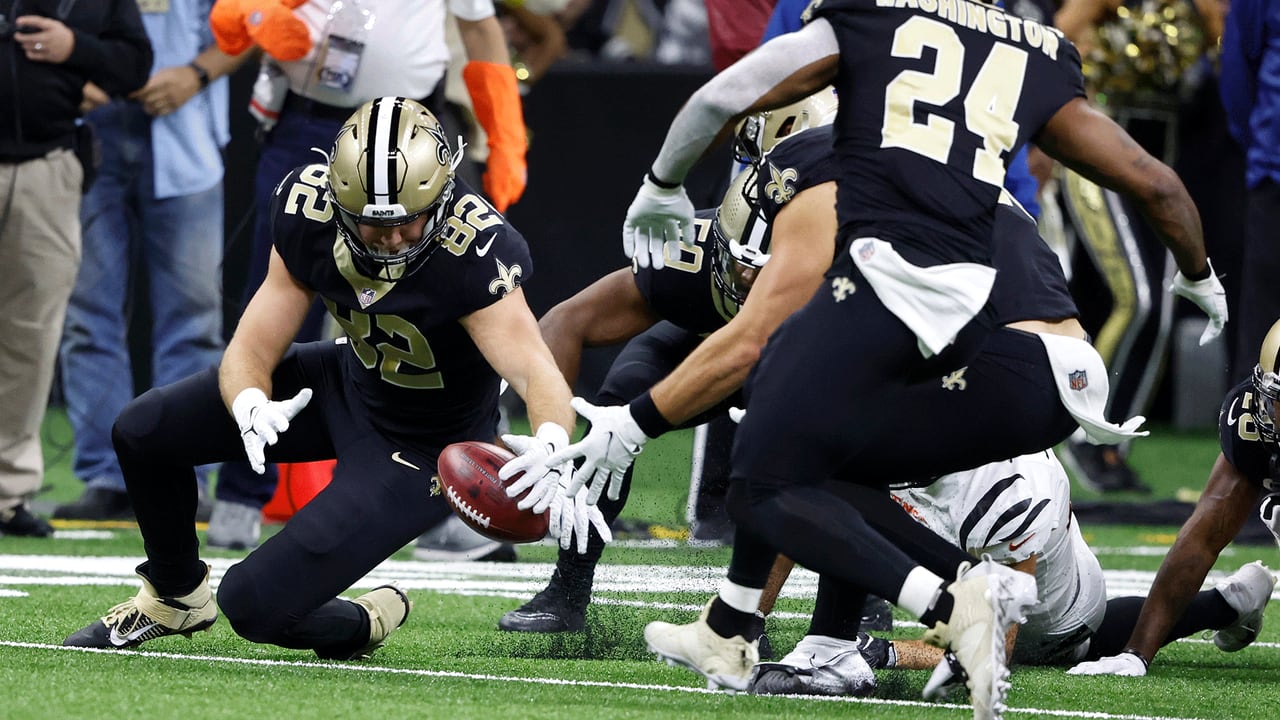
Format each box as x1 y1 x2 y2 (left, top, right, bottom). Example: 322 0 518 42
0 0 152 535
53 1 245 522
1219 0 1280 384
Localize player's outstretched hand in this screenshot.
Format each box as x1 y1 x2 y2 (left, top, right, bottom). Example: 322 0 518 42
1170 259 1227 346
500 422 572 514
1066 651 1148 677
546 397 649 505
232 387 313 474
622 173 694 270
548 477 613 554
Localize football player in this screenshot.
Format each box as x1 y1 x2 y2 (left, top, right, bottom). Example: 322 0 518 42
1069 317 1280 676
794 452 1274 696
62 97 590 658
537 3 1227 718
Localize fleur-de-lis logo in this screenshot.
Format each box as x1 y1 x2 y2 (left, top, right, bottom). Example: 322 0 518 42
801 0 824 23
831 276 856 302
765 164 798 204
941 367 969 391
488 259 523 296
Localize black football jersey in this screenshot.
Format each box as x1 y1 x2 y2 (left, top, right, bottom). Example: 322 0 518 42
269 163 532 439
809 0 1084 265
988 201 1078 324
633 209 733 334
1218 380 1280 493
756 126 842 228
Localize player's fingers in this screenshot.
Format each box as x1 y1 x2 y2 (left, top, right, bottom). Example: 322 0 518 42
590 506 612 545
280 387 313 418
650 229 667 270
606 472 624 502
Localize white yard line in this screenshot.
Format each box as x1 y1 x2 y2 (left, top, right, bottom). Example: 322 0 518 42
0 640 1208 720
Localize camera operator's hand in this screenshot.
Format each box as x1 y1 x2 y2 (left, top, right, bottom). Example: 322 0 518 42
15 16 75 64
132 66 202 117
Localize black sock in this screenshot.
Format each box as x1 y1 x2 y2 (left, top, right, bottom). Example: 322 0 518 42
809 575 865 641
919 587 955 629
707 596 757 639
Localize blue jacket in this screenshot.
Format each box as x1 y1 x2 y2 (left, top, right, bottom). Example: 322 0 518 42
1220 0 1280 188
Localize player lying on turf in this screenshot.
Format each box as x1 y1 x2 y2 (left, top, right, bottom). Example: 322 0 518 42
61 97 592 658
1069 317 1280 676
745 450 1274 696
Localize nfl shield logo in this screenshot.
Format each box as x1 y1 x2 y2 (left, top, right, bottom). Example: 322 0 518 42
857 240 875 262
358 288 377 309
1068 370 1088 391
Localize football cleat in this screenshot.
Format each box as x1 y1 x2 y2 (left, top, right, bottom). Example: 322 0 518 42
63 565 217 649
499 572 589 633
342 585 412 660
747 635 876 697
1211 561 1276 652
922 651 967 701
922 558 1037 720
644 599 759 692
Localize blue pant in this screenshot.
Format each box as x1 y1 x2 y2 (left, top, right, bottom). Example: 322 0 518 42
59 101 224 492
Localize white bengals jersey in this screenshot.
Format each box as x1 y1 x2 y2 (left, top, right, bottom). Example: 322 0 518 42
893 451 1107 664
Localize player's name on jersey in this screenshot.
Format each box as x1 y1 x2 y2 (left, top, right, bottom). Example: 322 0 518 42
874 0 1064 61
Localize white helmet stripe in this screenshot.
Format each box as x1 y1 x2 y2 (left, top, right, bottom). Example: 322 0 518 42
366 97 401 207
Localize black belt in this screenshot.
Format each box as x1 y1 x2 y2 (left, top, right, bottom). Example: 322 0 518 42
282 92 361 122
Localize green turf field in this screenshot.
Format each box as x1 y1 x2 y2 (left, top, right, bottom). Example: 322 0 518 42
2 409 1277 720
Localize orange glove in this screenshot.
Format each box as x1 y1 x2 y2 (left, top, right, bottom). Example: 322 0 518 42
210 0 312 62
463 61 528 214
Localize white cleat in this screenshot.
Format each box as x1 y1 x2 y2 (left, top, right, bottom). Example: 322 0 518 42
1212 561 1276 652
644 598 758 692
747 634 877 696
922 558 1037 720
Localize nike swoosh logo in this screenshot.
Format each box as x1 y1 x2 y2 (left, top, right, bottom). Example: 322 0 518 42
1226 397 1241 426
391 451 421 471
475 232 497 257
1008 534 1036 552
109 621 158 647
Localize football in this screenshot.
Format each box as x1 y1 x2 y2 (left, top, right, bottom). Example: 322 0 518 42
435 440 549 544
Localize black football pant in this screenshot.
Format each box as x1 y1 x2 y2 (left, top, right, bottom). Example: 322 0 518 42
113 340 466 657
728 249 1075 614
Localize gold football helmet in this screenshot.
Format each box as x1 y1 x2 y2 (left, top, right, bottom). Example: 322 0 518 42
733 86 838 164
1253 318 1280 444
710 165 770 305
327 96 456 281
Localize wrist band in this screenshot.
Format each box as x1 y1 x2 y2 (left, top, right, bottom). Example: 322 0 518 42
189 62 210 90
1185 264 1212 282
1121 648 1150 670
645 169 680 190
629 391 674 438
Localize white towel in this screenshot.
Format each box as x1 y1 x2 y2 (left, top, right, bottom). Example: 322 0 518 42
1036 332 1149 444
848 237 996 358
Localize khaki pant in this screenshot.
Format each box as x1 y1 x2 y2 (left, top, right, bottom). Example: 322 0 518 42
0 150 82 511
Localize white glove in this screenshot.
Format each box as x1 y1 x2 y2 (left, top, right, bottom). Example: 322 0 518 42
1066 651 1149 676
1261 493 1280 549
499 422 572 514
622 173 695 270
546 397 649 505
232 387 313 475
1170 259 1228 346
547 476 613 554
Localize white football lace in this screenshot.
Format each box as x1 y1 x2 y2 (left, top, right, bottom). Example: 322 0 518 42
446 485 491 528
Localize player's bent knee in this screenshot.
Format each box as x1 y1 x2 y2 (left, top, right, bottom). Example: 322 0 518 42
217 564 289 645
111 392 165 454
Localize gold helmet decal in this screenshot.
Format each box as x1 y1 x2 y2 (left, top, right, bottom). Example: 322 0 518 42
327 97 456 281
710 166 771 306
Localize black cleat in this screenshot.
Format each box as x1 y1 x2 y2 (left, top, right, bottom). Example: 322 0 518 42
0 504 53 537
499 572 588 633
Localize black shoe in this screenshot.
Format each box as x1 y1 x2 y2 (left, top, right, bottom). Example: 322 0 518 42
1059 440 1151 494
498 572 588 633
0 504 53 537
853 631 897 669
861 595 893 632
53 487 134 520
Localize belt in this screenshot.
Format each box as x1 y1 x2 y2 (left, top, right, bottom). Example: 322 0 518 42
283 92 361 122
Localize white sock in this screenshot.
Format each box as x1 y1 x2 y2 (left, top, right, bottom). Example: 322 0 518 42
784 634 858 665
897 567 946 620
718 579 763 614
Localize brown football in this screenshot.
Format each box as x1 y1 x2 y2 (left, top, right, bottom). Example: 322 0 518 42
436 440 550 544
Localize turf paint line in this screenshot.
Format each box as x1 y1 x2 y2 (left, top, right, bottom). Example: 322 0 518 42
0 640 1206 720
